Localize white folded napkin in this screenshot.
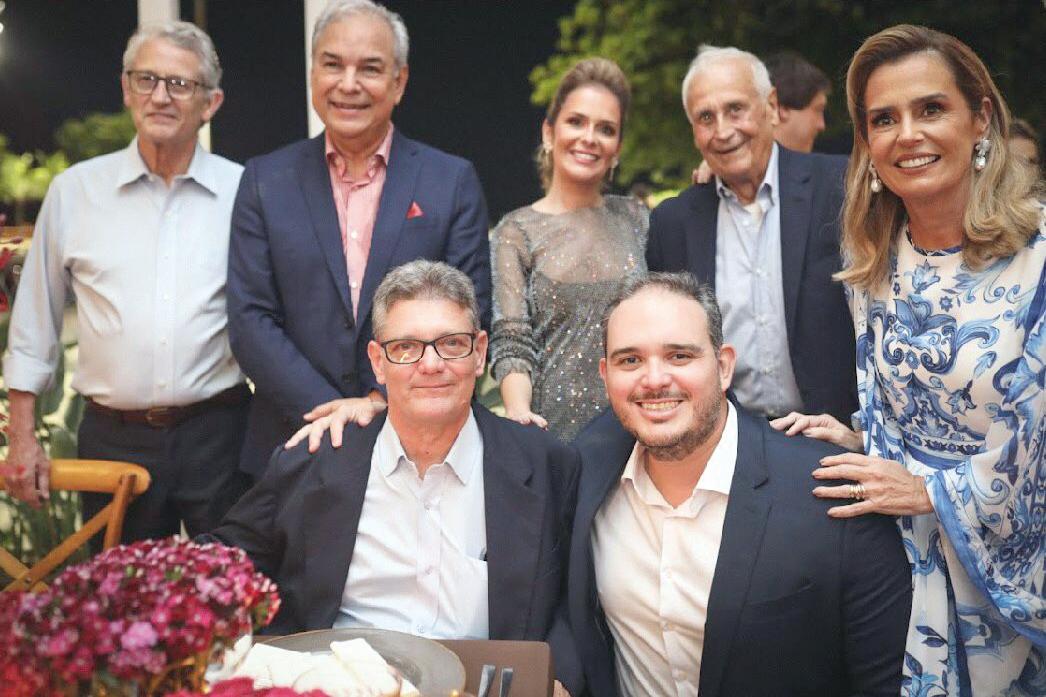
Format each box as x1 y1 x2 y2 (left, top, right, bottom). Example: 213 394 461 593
231 638 420 696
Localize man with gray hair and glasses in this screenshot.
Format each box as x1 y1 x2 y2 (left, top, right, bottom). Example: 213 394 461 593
227 0 491 482
646 45 856 428
212 260 579 695
2 21 249 542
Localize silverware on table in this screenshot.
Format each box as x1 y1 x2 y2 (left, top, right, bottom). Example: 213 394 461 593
476 663 496 697
498 667 514 697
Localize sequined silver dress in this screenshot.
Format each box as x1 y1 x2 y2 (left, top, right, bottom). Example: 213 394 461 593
490 195 648 440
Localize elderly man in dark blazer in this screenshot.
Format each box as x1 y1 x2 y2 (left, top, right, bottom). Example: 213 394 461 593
568 272 910 697
646 44 855 424
227 0 491 479
211 261 579 694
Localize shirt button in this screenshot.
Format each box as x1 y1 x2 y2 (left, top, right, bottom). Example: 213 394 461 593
158 381 167 388
350 281 359 290
350 230 359 240
424 566 434 576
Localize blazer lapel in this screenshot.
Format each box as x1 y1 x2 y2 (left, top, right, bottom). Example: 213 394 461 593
569 409 637 696
777 148 814 345
698 408 772 697
478 407 545 640
301 416 384 629
687 184 720 291
300 133 354 318
356 132 422 328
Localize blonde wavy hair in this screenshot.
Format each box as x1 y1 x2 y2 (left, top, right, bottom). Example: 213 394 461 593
536 57 631 191
838 24 1042 290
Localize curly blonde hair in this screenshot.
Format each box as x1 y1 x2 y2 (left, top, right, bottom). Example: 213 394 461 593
838 24 1042 289
536 57 631 191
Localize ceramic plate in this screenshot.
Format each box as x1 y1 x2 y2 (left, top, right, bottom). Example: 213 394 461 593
266 627 466 694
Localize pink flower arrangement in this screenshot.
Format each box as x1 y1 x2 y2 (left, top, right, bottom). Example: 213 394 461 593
0 537 280 696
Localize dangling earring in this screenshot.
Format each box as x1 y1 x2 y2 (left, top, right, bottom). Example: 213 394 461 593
609 159 619 181
869 162 882 193
974 137 991 172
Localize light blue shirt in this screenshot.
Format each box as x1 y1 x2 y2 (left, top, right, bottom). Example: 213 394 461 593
336 412 488 639
3 140 245 409
714 144 803 418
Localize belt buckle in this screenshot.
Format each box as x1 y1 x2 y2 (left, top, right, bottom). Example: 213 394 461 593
145 407 175 428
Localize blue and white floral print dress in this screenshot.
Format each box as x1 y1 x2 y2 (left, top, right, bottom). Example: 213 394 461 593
851 217 1045 697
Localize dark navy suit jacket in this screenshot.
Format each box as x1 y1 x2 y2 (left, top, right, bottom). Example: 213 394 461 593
227 131 491 476
210 404 582 693
646 146 857 423
568 406 911 697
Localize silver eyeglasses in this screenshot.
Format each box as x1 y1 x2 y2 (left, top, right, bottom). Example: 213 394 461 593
379 333 477 364
125 70 207 100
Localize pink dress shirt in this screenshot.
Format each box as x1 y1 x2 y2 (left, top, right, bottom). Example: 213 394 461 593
325 126 394 318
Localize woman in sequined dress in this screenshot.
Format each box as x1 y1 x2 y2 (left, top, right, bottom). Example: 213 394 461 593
490 58 648 441
772 26 1044 695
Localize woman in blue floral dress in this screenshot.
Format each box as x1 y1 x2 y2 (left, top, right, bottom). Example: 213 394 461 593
774 26 1044 695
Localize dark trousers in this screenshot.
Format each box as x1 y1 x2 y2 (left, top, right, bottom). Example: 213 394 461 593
78 392 252 545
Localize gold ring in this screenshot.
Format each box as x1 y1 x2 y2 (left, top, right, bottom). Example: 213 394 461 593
851 483 866 500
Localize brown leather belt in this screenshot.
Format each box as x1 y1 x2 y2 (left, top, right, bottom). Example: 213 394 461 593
86 384 250 429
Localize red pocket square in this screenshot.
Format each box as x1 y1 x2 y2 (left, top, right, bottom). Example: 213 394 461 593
407 201 424 219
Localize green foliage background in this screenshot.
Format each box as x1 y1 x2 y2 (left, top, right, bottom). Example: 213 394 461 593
530 0 1046 189
0 112 134 224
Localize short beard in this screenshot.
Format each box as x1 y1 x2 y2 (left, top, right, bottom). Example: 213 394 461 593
636 389 723 462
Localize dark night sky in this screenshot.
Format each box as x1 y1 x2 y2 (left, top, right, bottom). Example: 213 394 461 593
0 1 577 218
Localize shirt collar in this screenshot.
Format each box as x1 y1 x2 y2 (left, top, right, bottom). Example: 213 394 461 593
620 401 739 507
325 124 395 182
115 137 219 194
376 409 481 485
715 141 779 208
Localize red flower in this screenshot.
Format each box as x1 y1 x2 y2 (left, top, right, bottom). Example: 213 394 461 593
0 538 281 692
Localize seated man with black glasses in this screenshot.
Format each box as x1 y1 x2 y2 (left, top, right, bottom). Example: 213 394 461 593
209 260 582 694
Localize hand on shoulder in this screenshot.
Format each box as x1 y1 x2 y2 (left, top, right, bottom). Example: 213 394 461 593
284 397 387 453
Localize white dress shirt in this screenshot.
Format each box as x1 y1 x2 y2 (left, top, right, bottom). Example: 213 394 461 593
715 143 804 418
335 413 489 639
2 140 245 409
592 403 739 697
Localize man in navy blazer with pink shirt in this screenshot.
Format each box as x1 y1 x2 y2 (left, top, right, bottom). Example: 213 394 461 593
228 0 490 478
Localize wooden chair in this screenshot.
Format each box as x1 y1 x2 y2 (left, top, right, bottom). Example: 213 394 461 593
0 459 150 592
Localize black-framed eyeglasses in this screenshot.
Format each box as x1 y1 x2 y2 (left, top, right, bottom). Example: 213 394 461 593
125 70 207 100
379 332 477 364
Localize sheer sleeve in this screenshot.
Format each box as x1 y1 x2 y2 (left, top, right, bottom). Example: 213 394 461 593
489 216 539 381
623 195 651 248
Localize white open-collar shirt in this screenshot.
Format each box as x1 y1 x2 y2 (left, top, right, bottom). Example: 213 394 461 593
593 403 739 697
335 412 489 639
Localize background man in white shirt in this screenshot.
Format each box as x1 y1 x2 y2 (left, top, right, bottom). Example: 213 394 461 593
2 21 249 542
569 272 911 697
210 261 581 695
